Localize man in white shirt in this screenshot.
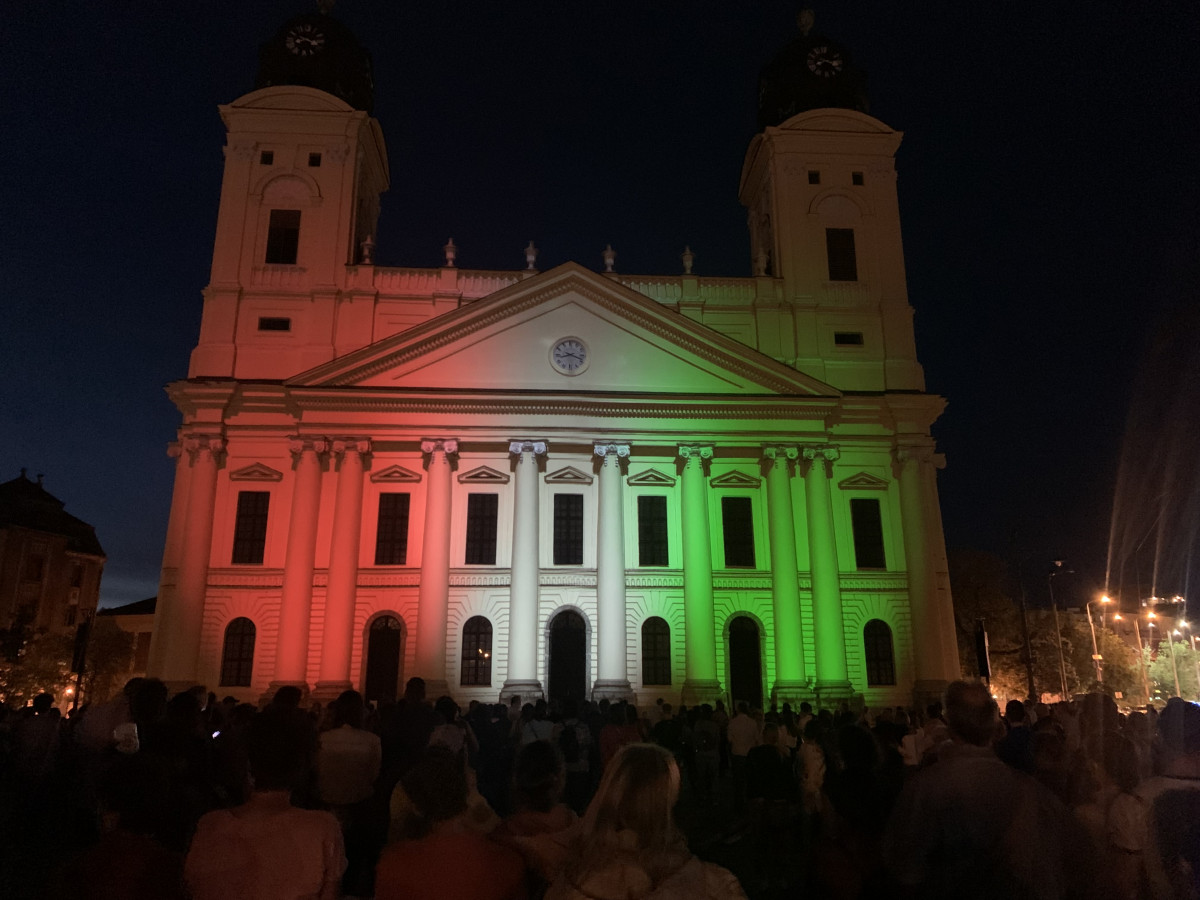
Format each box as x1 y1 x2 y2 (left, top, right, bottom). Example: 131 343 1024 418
727 702 761 809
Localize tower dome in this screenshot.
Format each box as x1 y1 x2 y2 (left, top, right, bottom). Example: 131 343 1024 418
255 4 374 112
757 9 868 130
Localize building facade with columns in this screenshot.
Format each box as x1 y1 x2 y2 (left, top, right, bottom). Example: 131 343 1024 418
146 11 959 709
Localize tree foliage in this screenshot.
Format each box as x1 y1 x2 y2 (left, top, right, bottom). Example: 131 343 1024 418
0 617 133 708
1144 638 1200 702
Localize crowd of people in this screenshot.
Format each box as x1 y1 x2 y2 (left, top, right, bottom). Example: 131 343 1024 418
1 676 1198 899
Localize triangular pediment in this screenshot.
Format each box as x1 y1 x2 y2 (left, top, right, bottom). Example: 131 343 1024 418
710 470 761 488
838 471 890 491
545 466 593 485
370 464 422 484
627 468 676 487
229 462 283 482
288 263 839 398
457 465 510 485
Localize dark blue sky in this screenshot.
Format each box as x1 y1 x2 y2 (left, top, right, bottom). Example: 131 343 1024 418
2 2 1197 610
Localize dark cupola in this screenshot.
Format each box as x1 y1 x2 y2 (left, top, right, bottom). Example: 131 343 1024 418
255 2 374 113
757 9 868 130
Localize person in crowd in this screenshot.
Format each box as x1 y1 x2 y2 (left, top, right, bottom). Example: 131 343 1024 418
429 694 478 758
523 699 555 744
995 698 1035 773
554 698 593 815
547 743 747 899
376 746 527 900
495 739 580 890
184 709 346 900
726 702 760 809
883 680 1090 899
691 704 721 804
599 702 642 770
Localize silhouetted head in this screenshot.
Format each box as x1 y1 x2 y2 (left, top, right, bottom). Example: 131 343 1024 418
1005 699 1026 724
514 739 564 813
404 677 426 703
401 747 468 830
944 681 999 747
272 685 303 710
331 690 365 729
32 692 54 714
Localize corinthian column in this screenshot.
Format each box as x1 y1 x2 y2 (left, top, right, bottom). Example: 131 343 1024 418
315 438 369 702
415 438 458 699
895 444 958 690
764 446 810 702
501 440 547 702
150 433 223 687
802 444 852 700
593 443 633 701
271 437 327 694
679 445 721 705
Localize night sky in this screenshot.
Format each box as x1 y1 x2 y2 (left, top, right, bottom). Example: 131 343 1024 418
3 2 1197 612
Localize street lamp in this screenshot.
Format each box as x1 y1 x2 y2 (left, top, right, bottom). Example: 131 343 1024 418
1114 610 1152 705
1085 595 1112 685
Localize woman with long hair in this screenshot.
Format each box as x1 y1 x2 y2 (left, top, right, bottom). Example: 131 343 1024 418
547 743 745 900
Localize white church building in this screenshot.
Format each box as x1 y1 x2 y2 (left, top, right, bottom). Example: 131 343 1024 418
146 9 960 710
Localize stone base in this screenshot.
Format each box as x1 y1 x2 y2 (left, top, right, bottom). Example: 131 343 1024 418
499 680 544 705
591 679 634 703
262 680 310 707
681 679 723 708
770 680 816 707
311 680 353 705
814 680 859 709
913 679 951 712
420 680 452 703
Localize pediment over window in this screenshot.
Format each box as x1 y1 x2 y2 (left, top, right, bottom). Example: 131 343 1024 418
545 466 593 485
457 465 510 485
229 462 283 482
370 464 422 484
838 471 889 491
710 470 761 488
627 468 676 487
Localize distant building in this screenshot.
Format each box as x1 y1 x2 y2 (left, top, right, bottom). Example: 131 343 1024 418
96 597 156 680
0 470 105 641
148 11 959 708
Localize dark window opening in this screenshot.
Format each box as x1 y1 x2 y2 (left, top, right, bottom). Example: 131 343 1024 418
374 493 411 565
65 607 77 627
259 150 274 165
231 491 270 565
637 495 669 567
265 209 301 265
850 498 887 569
464 494 498 565
721 496 756 568
852 171 864 185
864 619 896 686
641 617 672 685
461 616 493 686
257 317 291 332
70 564 83 588
834 331 864 346
826 228 858 281
553 494 584 565
808 170 821 185
220 617 256 687
24 556 44 582
308 152 322 167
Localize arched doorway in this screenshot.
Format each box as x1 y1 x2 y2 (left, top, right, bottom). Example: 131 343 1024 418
548 610 587 705
727 616 763 710
364 615 403 703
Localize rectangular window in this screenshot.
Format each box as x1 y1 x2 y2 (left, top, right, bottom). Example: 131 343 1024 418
265 209 301 265
852 171 864 185
374 493 411 565
834 331 864 346
307 152 322 167
826 228 858 281
464 493 498 565
257 316 291 332
808 170 821 185
850 498 887 569
259 150 274 165
637 495 669 567
553 494 584 565
23 556 44 582
231 491 270 564
721 496 756 568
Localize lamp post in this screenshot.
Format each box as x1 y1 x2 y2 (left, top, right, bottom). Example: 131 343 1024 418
1048 562 1070 698
1167 629 1183 699
1084 595 1111 685
1115 610 1151 706
1182 621 1199 701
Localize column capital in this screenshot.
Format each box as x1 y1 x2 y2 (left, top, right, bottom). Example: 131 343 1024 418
594 443 630 460
166 441 182 460
800 444 840 463
763 445 799 462
180 433 225 462
287 436 329 457
509 440 548 456
677 444 713 461
330 438 371 457
420 438 459 455
893 445 943 469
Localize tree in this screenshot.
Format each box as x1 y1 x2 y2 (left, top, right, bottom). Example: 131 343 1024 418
1144 638 1199 702
0 616 132 708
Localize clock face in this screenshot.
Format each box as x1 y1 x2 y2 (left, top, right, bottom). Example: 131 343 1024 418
286 23 326 57
807 46 844 78
550 338 588 375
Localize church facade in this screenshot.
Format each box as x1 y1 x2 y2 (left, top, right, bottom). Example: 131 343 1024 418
146 11 960 709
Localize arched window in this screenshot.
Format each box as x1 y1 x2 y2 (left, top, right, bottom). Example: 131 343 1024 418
461 616 493 686
641 617 672 686
220 617 256 687
863 619 896 686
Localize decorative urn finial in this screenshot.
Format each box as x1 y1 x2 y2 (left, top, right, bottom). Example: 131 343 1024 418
360 234 375 264
524 241 538 270
602 244 616 273
681 245 695 275
443 238 457 267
